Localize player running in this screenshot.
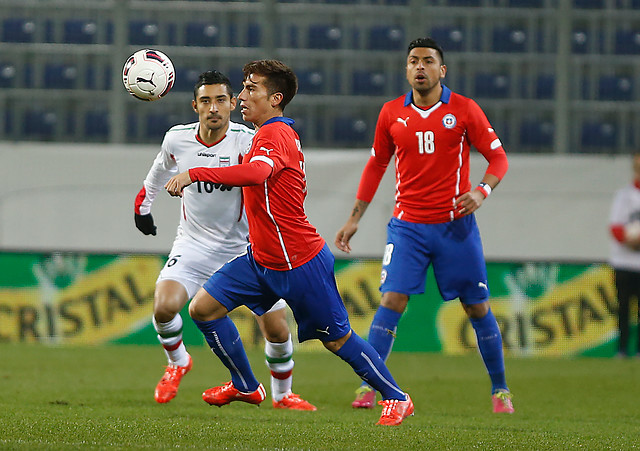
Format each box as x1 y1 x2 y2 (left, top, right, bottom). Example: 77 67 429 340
335 37 514 414
165 60 414 426
134 70 315 411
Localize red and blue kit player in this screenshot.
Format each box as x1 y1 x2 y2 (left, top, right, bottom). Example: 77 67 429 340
165 60 414 426
335 37 514 414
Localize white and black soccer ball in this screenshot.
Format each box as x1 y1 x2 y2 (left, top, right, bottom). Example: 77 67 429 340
122 49 175 101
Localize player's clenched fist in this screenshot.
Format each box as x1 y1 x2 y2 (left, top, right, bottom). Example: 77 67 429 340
165 171 193 197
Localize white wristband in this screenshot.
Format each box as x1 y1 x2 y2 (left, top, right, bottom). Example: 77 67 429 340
477 182 492 198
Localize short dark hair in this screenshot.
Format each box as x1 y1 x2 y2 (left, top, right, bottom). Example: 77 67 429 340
407 37 445 64
242 60 298 111
194 70 233 100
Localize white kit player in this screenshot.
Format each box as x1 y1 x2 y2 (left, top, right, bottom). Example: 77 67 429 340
134 70 315 410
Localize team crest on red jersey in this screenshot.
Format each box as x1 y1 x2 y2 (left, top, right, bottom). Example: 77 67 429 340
442 113 457 129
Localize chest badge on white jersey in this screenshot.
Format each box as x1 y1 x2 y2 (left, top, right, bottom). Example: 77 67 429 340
219 156 231 167
442 114 457 129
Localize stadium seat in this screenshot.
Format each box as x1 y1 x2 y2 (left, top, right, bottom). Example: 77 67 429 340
598 75 633 101
129 20 159 46
573 0 604 7
308 25 342 49
63 20 97 44
507 0 543 7
0 64 16 88
580 120 617 148
571 29 603 54
430 26 465 52
333 116 370 146
615 30 640 54
536 74 555 99
23 110 57 139
352 70 387 96
2 18 36 43
368 26 405 51
185 22 220 47
145 113 180 140
44 64 78 90
173 67 201 92
84 110 109 138
519 119 554 147
492 27 528 53
474 73 511 98
297 70 326 95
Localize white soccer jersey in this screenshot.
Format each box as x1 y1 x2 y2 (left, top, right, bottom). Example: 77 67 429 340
136 121 254 256
609 183 640 271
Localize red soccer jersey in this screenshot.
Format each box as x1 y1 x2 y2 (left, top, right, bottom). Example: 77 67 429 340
357 86 508 224
243 117 325 270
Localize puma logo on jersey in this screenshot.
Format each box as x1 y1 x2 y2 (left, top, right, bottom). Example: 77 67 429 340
396 117 409 127
478 282 488 290
316 326 330 335
259 146 274 155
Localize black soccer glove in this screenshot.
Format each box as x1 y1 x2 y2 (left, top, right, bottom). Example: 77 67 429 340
135 213 157 236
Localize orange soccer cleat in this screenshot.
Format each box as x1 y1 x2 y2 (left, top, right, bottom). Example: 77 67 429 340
376 394 414 426
202 381 266 407
272 393 317 411
154 355 193 404
492 390 515 414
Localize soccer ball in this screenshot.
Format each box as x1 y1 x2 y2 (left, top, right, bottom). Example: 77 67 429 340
122 49 175 101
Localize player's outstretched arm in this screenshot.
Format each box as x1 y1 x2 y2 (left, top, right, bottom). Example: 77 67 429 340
335 199 370 253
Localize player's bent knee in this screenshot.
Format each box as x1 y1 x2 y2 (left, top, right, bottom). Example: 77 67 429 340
462 300 490 319
188 289 228 321
322 330 352 353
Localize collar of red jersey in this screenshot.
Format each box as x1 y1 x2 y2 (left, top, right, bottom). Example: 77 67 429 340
263 117 295 126
404 84 451 107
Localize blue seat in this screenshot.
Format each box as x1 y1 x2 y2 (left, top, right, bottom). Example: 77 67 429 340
572 30 594 54
474 73 511 98
536 74 555 99
352 70 387 96
598 75 633 101
333 116 370 146
615 30 640 54
519 119 554 147
430 26 465 52
297 70 326 95
492 27 528 53
173 67 201 92
0 64 16 88
185 22 220 47
368 26 405 51
508 0 543 6
24 110 57 139
445 0 481 5
84 110 109 138
44 64 78 89
2 18 36 43
581 121 617 148
63 20 97 44
129 21 159 46
573 0 604 7
308 25 342 49
145 113 179 140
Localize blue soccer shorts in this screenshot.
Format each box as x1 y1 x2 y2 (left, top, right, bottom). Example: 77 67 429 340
380 215 490 304
202 244 351 342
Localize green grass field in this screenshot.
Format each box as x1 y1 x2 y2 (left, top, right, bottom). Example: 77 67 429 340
1 344 639 450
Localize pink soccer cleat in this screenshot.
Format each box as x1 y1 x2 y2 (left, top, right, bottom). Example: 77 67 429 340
351 385 376 409
492 390 515 414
